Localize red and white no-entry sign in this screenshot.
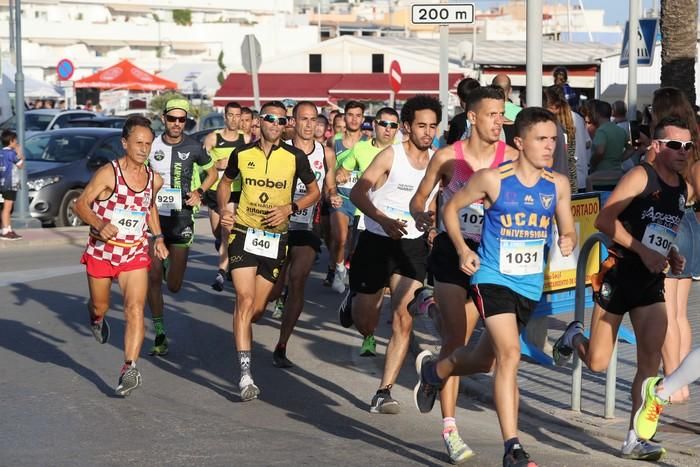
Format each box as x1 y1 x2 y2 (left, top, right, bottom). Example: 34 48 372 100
389 60 402 94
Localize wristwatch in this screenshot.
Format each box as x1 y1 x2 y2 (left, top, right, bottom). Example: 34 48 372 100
196 188 204 196
291 202 300 215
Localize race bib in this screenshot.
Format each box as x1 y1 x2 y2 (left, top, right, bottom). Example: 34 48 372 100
112 207 146 237
384 205 413 227
459 203 484 236
357 213 366 231
244 228 281 259
338 170 360 189
156 187 182 215
499 239 545 275
642 223 677 256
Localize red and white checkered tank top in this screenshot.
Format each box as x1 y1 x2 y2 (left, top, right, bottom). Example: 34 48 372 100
84 160 154 266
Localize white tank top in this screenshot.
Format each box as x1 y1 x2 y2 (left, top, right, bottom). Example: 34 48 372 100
288 140 325 231
365 143 438 240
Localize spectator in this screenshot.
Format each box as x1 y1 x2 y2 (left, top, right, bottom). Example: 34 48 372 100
0 130 24 240
573 100 592 192
491 73 522 122
446 77 480 144
612 100 630 142
553 66 580 111
588 99 628 176
543 85 577 192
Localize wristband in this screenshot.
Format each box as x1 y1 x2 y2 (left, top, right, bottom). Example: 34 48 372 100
196 188 204 196
152 233 164 240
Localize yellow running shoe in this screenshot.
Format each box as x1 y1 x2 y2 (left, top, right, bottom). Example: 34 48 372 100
633 376 668 440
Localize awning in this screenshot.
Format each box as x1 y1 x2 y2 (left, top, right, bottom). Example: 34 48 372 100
75 59 178 91
328 73 464 100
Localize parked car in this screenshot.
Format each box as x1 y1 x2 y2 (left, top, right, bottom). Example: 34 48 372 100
67 116 127 129
189 127 222 145
24 128 123 226
199 112 224 131
0 109 97 134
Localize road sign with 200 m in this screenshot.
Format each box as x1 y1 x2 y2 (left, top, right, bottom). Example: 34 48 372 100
411 3 474 24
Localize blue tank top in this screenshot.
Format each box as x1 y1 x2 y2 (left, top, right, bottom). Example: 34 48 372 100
472 161 557 301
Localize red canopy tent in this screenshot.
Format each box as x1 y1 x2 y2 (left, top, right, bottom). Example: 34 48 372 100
75 60 178 91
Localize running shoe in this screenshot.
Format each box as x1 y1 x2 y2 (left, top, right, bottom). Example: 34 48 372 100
408 286 435 317
360 335 376 357
443 430 475 464
332 267 347 294
211 269 226 292
149 333 169 356
634 376 667 440
413 350 441 413
620 437 666 461
552 320 584 366
89 316 110 344
115 364 142 397
369 386 400 414
1 230 21 240
323 268 335 287
239 374 260 402
272 298 284 320
338 290 354 328
503 444 537 467
272 347 294 368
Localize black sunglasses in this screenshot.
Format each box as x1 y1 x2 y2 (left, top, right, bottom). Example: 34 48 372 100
165 115 187 123
376 120 399 129
260 114 288 126
658 139 694 151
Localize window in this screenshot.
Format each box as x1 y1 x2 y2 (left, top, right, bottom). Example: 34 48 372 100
91 136 124 161
309 54 322 73
372 54 384 73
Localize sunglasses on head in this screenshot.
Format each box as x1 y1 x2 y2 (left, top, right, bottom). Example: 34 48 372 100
658 139 695 151
260 114 288 126
165 115 187 123
376 120 399 129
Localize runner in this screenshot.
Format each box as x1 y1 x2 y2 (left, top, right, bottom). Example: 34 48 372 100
327 101 366 293
315 114 330 145
147 99 217 356
203 102 246 292
553 116 691 461
334 106 401 355
75 116 169 396
240 107 255 143
348 95 441 414
217 100 321 401
266 101 338 367
413 107 576 467
409 85 518 463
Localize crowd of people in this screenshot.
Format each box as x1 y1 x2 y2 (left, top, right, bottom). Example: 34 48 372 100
71 70 700 466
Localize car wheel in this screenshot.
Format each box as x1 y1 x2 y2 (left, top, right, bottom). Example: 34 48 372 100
56 189 85 227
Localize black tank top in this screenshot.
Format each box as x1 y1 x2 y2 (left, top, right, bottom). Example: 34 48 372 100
615 163 687 261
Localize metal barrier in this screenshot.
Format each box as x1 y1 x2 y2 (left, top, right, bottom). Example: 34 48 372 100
571 231 618 419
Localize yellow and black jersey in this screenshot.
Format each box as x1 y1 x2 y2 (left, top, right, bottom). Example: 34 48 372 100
224 140 315 233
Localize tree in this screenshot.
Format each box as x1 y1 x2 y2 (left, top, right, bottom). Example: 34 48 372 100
217 50 227 85
660 0 698 105
173 9 192 26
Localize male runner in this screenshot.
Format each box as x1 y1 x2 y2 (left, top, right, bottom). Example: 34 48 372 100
315 114 330 145
414 107 576 467
409 85 518 463
217 101 321 401
334 106 401 356
203 102 246 292
147 99 217 356
553 116 690 461
327 101 366 292
240 107 254 143
75 116 169 396
267 101 339 367
349 95 441 414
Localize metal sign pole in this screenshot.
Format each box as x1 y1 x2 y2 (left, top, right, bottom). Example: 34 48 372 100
526 0 543 107
249 39 261 110
627 0 640 120
438 3 449 137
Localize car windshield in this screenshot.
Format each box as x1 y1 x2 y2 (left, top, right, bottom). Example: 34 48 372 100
0 113 56 131
24 134 99 162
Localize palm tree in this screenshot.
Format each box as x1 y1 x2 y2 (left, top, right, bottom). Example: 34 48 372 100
660 0 698 105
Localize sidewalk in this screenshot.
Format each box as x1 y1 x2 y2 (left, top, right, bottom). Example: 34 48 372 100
411 289 700 456
0 225 88 249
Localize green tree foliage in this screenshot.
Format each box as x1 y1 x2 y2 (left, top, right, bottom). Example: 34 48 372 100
173 9 192 26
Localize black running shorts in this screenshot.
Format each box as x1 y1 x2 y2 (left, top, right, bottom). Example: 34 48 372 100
428 232 479 292
470 283 538 328
349 230 428 294
203 189 238 211
228 226 288 283
160 212 195 247
592 253 665 316
288 229 322 253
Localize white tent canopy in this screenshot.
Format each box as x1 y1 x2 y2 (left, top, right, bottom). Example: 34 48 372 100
1 60 62 98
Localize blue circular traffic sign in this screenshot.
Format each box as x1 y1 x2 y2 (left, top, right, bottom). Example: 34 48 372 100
56 59 75 80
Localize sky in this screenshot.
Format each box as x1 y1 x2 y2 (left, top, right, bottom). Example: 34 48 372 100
475 1 660 26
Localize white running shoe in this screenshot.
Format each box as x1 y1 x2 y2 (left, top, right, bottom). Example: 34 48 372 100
239 374 260 402
332 267 347 294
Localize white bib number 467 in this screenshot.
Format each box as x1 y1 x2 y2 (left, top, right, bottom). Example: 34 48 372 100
499 239 545 275
112 208 146 237
244 228 281 259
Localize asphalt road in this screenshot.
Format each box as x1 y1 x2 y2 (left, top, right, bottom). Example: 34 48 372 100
0 236 693 466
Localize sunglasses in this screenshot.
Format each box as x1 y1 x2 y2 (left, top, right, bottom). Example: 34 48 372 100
260 114 288 126
658 139 695 151
376 120 399 129
165 115 187 123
